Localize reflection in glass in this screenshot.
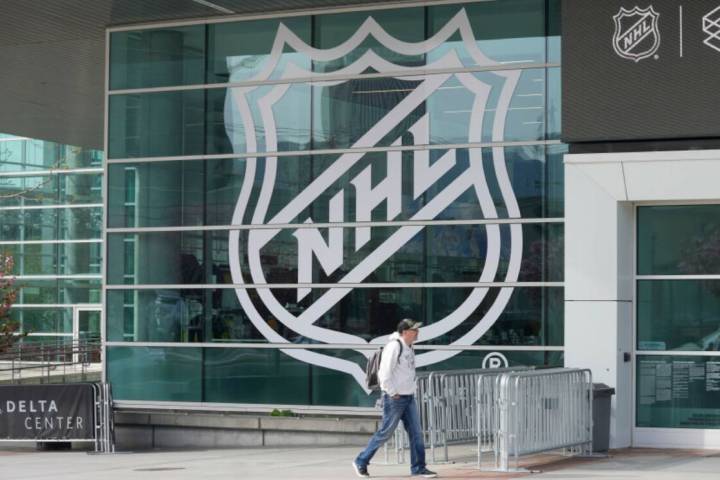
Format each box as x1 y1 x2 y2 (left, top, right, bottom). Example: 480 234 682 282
9 308 73 334
638 205 720 275
0 207 102 242
637 280 720 352
3 242 101 276
207 17 311 84
107 223 562 285
109 90 205 159
108 146 562 228
110 25 206 90
107 286 562 347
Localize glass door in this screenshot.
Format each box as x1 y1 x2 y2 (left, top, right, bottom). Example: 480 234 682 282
635 205 720 432
73 307 102 363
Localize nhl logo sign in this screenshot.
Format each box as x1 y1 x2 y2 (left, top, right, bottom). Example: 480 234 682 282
612 6 660 62
224 9 523 391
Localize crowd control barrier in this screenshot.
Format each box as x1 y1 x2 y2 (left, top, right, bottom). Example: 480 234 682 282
478 368 593 472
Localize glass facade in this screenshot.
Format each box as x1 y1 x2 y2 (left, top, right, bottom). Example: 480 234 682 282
636 205 720 429
106 0 564 407
0 135 103 345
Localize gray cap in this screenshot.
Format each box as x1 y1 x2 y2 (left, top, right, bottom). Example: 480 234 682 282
397 318 423 333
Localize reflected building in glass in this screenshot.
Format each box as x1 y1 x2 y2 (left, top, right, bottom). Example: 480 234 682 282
0 134 103 345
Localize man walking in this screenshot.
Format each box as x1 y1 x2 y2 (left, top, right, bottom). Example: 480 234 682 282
352 319 438 478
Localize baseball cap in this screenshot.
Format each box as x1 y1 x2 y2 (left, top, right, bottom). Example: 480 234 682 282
397 318 423 333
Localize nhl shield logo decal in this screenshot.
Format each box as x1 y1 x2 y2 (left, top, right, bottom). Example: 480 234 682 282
223 9 523 391
613 6 660 62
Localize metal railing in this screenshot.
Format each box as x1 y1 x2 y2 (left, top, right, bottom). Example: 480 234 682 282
0 338 101 384
478 368 593 472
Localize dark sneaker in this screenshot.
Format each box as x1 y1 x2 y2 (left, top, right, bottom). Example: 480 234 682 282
412 468 438 478
352 461 370 478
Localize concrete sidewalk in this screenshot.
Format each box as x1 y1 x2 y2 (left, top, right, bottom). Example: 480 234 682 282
0 445 718 479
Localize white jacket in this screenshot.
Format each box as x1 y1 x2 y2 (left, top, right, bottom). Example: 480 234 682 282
378 332 417 396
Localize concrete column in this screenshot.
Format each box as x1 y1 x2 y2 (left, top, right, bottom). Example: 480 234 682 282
564 160 633 449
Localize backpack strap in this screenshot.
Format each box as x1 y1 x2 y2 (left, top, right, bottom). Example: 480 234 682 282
395 338 403 364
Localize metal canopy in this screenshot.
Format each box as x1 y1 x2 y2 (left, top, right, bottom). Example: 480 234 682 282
0 0 391 149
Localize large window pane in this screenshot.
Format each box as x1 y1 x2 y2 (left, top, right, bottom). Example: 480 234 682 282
109 90 205 159
110 25 206 90
213 70 550 156
0 207 102 242
3 242 101 276
108 147 563 228
207 17 311 84
0 173 101 208
638 205 720 275
9 308 73 334
15 279 101 305
106 288 266 343
0 140 101 172
107 286 561 345
637 355 720 429
108 346 202 402
311 7 425 73
638 280 720 352
107 223 562 285
429 0 547 65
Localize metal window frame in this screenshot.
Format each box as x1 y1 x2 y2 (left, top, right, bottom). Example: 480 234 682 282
106 139 564 164
0 203 103 211
0 168 103 177
105 281 563 290
106 217 564 233
108 62 561 95
105 341 563 351
106 0 536 33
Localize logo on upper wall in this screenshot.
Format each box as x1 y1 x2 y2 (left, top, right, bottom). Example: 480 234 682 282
613 6 661 61
223 9 524 391
703 6 720 53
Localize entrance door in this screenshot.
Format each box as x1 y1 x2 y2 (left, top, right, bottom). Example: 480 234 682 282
634 204 720 447
73 307 102 363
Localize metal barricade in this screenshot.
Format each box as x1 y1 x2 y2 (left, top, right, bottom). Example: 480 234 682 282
386 367 532 464
479 368 593 472
92 382 116 453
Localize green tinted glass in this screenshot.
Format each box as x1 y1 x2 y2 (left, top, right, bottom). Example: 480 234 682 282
110 25 206 90
106 286 562 346
107 346 202 402
9 308 73 334
108 146 563 228
106 223 562 285
637 355 720 428
206 17 311 84
637 280 720 352
638 205 720 275
108 346 561 405
108 90 205 159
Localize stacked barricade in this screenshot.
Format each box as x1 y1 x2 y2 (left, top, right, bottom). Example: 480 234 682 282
477 368 593 472
386 366 531 464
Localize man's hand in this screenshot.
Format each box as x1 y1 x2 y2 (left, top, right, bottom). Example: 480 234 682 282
392 394 400 400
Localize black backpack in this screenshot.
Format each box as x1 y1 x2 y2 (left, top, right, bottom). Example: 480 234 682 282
365 339 402 391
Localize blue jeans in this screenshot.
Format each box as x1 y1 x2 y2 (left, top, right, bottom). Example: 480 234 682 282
355 393 426 474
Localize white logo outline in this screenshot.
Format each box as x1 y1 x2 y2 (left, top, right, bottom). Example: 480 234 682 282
612 6 661 62
224 9 523 391
703 6 720 53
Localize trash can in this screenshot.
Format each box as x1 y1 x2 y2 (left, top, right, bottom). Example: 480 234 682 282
592 383 615 453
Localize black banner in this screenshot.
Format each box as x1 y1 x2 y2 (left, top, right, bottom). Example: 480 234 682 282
0 384 95 440
562 0 720 143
